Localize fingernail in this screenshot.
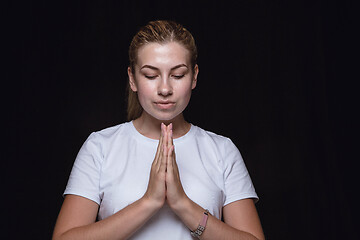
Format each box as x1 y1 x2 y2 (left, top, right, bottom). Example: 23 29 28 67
169 123 173 130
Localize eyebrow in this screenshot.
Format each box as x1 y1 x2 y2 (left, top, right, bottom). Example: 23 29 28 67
140 64 188 71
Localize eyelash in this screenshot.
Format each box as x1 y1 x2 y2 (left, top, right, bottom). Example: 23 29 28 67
145 75 157 80
144 75 185 80
172 74 185 79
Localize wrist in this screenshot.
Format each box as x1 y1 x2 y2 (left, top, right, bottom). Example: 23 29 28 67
168 194 191 214
170 197 206 232
140 195 163 213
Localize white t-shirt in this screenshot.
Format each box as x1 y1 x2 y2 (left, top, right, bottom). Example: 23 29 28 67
64 121 258 239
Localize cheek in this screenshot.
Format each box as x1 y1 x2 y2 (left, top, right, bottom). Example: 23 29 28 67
177 82 193 100
136 82 155 101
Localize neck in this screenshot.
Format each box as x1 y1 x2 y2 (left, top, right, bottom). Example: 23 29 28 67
132 112 190 140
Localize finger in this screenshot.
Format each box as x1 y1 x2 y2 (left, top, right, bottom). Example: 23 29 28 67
154 123 165 168
170 129 174 147
170 142 179 174
167 124 173 149
166 125 175 169
163 124 168 152
155 132 163 159
166 123 173 148
172 148 179 173
167 146 177 182
164 124 169 149
167 145 174 170
168 127 175 169
159 126 168 172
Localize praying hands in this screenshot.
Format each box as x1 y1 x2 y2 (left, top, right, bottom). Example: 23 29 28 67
143 123 188 211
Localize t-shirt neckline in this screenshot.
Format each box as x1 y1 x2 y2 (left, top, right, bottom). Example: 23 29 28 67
129 121 196 144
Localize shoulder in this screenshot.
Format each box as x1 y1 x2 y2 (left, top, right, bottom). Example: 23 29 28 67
93 122 132 138
80 122 134 156
192 125 245 172
193 125 237 154
87 122 133 143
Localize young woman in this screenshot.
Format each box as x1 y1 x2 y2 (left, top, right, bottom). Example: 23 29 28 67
53 20 265 240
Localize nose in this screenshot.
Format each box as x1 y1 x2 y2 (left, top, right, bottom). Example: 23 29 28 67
157 76 173 97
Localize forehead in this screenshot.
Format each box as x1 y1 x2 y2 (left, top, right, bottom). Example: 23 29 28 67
136 42 190 68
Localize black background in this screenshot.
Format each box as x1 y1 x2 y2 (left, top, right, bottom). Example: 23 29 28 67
5 0 358 239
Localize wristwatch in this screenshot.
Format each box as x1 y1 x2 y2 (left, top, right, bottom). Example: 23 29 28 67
190 209 209 239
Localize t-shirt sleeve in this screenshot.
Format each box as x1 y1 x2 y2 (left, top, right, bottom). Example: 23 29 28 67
63 132 103 205
222 138 258 206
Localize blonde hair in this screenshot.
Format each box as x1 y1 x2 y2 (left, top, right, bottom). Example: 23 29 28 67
127 20 198 121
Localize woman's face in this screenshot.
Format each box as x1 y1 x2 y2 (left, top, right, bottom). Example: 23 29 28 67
128 42 198 122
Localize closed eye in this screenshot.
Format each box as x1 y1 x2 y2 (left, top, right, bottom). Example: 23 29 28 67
172 74 185 79
145 75 157 80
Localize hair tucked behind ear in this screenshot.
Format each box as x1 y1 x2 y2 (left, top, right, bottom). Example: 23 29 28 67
126 83 143 121
126 20 198 121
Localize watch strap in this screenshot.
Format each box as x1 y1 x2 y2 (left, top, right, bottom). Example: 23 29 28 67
190 209 209 239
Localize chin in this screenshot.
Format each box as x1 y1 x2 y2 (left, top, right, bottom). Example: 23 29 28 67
147 109 183 123
141 102 189 122
153 113 179 122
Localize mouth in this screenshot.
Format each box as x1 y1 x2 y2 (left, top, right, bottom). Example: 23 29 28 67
154 101 175 110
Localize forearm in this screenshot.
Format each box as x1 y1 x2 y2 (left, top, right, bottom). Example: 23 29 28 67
172 199 261 240
54 198 159 240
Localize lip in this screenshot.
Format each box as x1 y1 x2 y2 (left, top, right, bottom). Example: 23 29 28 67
154 101 175 110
